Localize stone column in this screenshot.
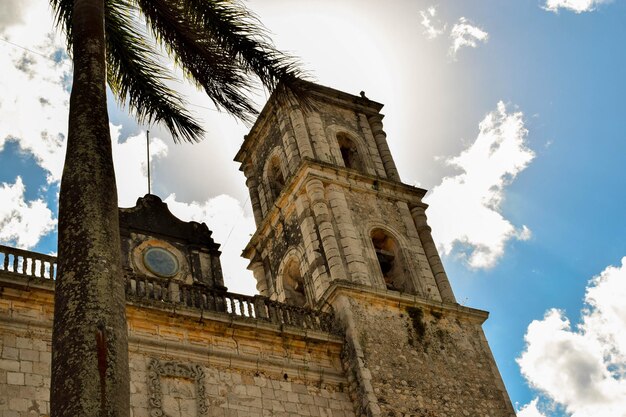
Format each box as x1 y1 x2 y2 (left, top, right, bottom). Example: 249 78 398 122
358 113 387 178
244 171 264 226
295 194 331 300
410 204 456 303
306 179 348 283
368 114 400 181
307 112 333 163
288 105 315 160
326 184 370 285
250 261 268 296
276 106 301 174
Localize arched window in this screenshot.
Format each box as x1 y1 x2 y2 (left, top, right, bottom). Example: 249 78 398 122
281 258 307 307
371 228 414 293
337 133 364 173
267 156 285 200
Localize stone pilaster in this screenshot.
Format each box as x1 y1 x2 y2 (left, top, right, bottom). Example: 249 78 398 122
305 180 348 285
306 112 333 163
410 204 456 303
326 185 370 285
276 105 301 174
367 114 400 182
244 170 263 226
358 113 387 178
294 193 331 300
288 106 315 160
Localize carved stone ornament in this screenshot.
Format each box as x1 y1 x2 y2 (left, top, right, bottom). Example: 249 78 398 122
147 358 208 417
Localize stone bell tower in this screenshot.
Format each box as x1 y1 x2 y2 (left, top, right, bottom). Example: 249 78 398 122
235 82 516 416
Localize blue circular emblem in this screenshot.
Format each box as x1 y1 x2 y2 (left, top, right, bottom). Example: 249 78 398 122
143 247 179 277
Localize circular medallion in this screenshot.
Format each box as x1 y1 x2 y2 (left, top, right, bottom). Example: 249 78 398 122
142 247 179 277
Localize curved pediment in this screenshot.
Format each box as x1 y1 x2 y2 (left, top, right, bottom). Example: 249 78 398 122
119 194 218 250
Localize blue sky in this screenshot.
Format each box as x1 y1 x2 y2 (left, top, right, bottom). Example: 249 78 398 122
1 1 626 416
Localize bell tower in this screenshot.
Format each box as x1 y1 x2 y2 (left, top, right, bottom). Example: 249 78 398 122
235 82 515 417
235 82 455 306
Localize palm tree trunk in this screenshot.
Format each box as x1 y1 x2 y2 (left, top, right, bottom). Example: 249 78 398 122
51 0 130 416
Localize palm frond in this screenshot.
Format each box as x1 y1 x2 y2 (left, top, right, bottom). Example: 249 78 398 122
136 0 260 122
184 0 309 100
106 0 204 142
49 0 74 53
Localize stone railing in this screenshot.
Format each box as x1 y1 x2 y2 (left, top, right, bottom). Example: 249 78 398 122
0 245 340 335
125 274 340 335
0 244 57 280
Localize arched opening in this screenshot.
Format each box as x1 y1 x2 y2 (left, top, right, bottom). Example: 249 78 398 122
282 258 307 307
371 228 413 293
337 133 364 172
267 156 285 200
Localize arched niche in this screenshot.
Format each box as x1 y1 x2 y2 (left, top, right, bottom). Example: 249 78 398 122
370 228 415 294
337 132 365 173
263 149 287 202
276 248 308 307
282 258 307 307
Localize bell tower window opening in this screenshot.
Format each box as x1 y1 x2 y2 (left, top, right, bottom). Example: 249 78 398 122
371 228 409 292
282 259 307 307
267 156 286 201
337 133 364 173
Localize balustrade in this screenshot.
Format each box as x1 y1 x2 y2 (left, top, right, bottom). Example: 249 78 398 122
125 274 339 335
0 245 339 335
0 244 57 280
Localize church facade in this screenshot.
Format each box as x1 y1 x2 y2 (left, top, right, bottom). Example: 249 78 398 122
0 82 515 417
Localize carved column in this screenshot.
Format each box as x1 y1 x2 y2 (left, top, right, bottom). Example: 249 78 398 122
326 184 369 285
307 112 332 163
250 260 268 296
276 105 301 174
288 105 315 160
244 166 264 226
368 114 400 181
306 179 347 284
410 203 456 303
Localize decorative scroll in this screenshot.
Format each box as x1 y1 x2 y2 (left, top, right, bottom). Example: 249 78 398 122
147 359 208 417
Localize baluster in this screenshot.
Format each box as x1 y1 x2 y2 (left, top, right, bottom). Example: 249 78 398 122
253 297 269 320
12 254 19 273
37 259 43 278
216 293 226 313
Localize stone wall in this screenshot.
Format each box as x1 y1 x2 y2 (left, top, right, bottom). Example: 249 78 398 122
331 286 516 417
0 275 354 417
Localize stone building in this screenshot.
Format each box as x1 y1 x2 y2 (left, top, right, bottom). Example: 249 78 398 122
0 82 516 416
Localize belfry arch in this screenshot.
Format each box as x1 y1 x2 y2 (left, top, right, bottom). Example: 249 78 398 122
370 227 415 294
263 148 287 202
337 132 365 173
276 249 308 307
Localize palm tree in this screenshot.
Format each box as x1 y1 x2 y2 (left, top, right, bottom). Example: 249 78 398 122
48 1 304 415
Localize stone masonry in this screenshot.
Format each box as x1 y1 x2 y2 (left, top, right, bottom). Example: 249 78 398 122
1 81 515 417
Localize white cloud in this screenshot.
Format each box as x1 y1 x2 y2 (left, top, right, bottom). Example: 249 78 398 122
0 1 69 183
111 125 169 207
163 194 256 295
0 0 36 32
449 17 488 59
543 0 611 13
518 257 626 417
0 176 56 249
419 6 446 39
517 398 549 417
425 102 535 269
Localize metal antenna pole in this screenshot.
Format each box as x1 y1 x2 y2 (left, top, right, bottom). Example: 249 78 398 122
146 130 151 195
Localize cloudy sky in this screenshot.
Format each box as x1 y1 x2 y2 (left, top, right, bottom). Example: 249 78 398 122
1 1 625 416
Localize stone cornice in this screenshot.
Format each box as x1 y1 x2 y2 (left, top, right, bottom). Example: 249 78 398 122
234 81 384 166
317 280 490 325
243 159 428 260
